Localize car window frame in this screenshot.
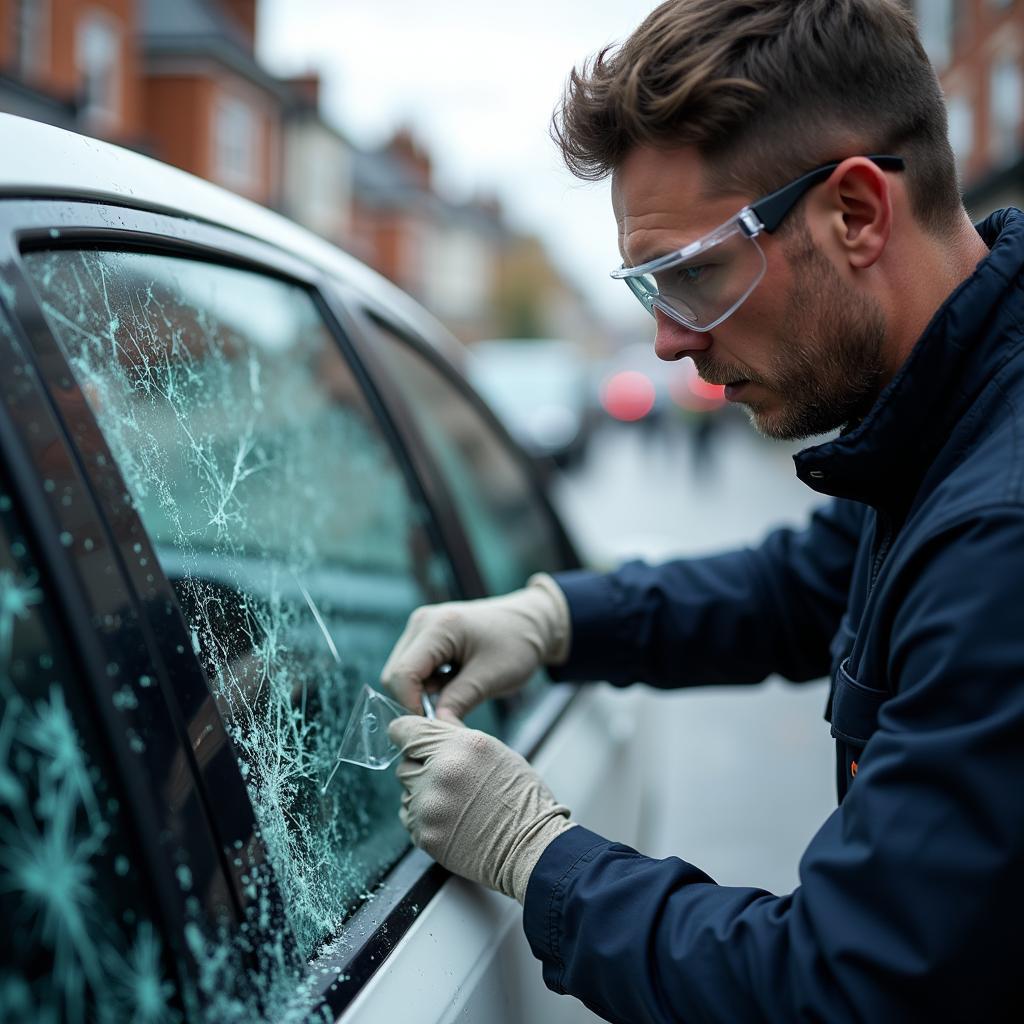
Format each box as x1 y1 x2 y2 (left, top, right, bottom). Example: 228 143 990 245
337 289 583 589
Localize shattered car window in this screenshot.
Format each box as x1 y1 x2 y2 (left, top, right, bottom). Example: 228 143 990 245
22 249 470 968
0 474 182 1023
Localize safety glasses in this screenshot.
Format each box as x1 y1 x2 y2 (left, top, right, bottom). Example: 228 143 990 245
611 155 905 332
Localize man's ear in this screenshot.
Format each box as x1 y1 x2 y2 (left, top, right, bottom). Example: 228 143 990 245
818 156 893 270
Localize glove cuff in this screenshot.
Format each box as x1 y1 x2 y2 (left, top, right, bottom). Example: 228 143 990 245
509 813 576 904
525 572 572 666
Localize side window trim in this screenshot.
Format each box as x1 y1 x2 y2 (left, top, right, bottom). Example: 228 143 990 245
375 303 583 574
308 278 479 602
321 284 489 599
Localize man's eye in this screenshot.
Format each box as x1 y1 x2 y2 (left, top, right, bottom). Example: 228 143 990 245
677 264 710 284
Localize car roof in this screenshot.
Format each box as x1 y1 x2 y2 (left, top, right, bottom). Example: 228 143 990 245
0 113 461 357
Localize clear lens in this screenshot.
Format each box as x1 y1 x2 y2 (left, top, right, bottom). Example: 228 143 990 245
622 231 767 332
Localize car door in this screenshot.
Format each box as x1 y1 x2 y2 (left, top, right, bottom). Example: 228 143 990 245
0 196 641 1022
2 198 494 1018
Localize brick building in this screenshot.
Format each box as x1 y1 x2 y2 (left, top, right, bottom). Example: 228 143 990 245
0 0 601 348
0 0 287 204
914 0 1024 214
139 0 288 207
350 129 513 341
0 0 143 144
280 71 354 247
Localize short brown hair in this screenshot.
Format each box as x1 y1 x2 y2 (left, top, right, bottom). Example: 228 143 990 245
552 0 962 235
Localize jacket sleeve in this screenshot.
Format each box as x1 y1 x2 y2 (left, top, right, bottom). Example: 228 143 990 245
524 509 1024 1023
550 497 865 688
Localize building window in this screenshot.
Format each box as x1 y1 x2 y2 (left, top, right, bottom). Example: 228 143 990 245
916 0 955 70
214 93 260 192
990 58 1023 165
947 93 975 173
75 9 121 128
15 0 49 77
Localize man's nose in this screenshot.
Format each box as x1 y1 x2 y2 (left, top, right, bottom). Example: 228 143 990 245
654 308 711 362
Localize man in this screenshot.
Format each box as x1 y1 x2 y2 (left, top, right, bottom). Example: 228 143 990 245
382 1 1024 1019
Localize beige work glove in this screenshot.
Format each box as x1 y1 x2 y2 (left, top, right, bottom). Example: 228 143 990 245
380 572 571 721
389 716 575 903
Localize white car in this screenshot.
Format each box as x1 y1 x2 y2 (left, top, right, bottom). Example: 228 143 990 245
0 113 644 1023
468 338 596 469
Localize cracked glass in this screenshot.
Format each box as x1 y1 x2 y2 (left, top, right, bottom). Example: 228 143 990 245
22 249 492 1006
0 472 182 1023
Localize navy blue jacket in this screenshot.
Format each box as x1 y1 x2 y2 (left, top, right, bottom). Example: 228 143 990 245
527 209 1024 1022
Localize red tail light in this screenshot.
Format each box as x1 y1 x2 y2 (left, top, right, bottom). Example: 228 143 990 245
602 371 656 421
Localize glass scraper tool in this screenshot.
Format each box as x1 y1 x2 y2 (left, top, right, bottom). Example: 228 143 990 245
322 684 409 791
421 661 454 719
321 664 457 792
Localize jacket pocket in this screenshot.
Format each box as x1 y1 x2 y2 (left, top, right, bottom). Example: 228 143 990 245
830 657 888 787
825 615 857 722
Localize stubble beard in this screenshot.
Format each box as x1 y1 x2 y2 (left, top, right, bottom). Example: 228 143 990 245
693 231 888 442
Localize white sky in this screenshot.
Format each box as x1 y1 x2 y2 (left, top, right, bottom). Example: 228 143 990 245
257 0 662 328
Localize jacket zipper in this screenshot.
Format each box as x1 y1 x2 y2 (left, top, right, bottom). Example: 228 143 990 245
869 511 892 589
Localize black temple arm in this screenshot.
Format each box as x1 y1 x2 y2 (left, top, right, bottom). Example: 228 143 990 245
751 155 905 233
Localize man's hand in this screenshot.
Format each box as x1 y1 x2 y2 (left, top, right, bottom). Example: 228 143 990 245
389 716 575 903
380 573 570 721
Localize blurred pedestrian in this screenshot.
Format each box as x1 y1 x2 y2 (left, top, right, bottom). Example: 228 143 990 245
382 1 1024 1020
689 409 717 476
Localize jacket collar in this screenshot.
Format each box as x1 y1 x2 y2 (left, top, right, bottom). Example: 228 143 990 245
794 207 1024 513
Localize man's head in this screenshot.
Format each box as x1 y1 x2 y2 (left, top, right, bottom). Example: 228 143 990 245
553 0 970 440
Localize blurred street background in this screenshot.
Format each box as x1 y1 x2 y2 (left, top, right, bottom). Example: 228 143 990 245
2 1 1020 350
550 414 834 895
3 0 1024 894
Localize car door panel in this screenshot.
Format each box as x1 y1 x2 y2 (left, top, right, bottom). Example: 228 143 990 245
0 192 637 1023
11 228 468 1010
342 687 642 1024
